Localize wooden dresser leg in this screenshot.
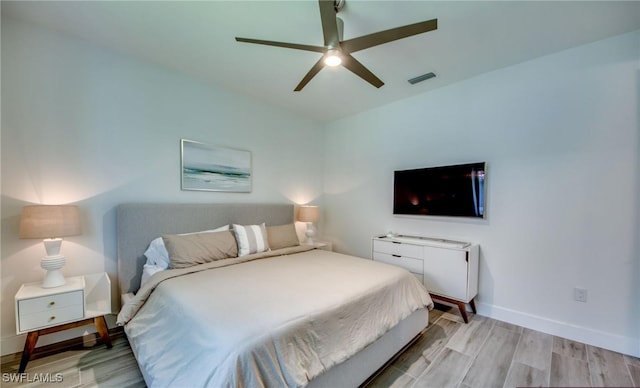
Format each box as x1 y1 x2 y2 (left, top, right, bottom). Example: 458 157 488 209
18 331 39 373
469 298 477 314
94 316 112 349
457 302 470 323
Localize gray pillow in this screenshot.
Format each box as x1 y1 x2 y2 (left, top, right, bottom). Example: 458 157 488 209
267 223 300 250
163 230 238 269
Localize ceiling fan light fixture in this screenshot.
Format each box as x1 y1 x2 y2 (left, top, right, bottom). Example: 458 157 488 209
324 50 342 67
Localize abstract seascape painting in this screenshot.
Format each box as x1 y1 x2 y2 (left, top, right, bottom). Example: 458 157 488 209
181 139 252 192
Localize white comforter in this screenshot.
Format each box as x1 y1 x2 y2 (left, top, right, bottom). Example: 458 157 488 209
119 248 433 387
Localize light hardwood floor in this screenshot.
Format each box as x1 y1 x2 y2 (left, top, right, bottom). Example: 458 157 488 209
2 304 639 387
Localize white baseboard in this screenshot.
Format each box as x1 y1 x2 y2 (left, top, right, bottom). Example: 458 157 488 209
1 334 27 357
476 301 640 358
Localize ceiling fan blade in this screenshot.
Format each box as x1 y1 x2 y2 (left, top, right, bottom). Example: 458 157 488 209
236 37 326 53
341 54 384 88
318 0 340 48
294 57 326 92
341 18 438 54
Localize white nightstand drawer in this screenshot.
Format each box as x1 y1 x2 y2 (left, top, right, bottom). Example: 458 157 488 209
373 252 423 274
19 304 84 332
373 240 422 258
18 290 83 316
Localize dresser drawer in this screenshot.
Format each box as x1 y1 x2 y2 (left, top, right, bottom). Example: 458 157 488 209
373 252 424 274
18 304 84 332
18 290 83 316
373 240 423 258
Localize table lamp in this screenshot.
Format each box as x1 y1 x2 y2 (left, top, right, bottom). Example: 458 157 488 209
19 205 81 288
298 205 319 245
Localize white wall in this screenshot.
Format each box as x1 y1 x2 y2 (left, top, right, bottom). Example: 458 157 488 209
1 18 324 354
323 30 640 356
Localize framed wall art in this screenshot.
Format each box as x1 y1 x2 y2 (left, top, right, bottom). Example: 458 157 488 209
181 139 252 192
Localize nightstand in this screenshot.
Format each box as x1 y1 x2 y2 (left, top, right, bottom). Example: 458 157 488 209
14 272 112 372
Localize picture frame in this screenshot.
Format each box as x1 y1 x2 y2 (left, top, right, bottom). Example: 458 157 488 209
181 139 252 192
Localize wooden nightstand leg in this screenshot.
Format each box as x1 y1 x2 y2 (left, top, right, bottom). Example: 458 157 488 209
469 298 477 314
19 331 39 373
94 316 112 349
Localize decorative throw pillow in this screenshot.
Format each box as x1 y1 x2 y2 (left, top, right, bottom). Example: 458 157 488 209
143 225 229 269
163 230 238 269
233 223 270 257
266 223 300 250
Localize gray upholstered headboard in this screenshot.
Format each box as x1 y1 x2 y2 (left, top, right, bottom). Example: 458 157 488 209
117 203 294 295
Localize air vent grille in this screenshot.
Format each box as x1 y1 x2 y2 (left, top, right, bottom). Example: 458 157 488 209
408 72 436 85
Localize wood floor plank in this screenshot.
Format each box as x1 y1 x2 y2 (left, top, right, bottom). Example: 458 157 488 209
79 363 145 388
22 342 133 378
2 337 131 374
428 303 453 324
493 319 524 334
392 316 461 378
461 326 521 387
445 315 494 357
550 352 591 387
503 362 548 388
552 336 587 360
587 345 634 387
413 348 471 387
512 328 553 371
365 365 415 388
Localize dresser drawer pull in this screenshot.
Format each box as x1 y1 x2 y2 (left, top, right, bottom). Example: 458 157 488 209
392 254 401 258
392 241 401 244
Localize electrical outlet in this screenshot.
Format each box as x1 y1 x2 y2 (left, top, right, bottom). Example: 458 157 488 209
574 287 588 303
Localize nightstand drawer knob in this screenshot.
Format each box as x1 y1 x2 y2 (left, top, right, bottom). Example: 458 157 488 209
49 301 55 306
50 316 56 321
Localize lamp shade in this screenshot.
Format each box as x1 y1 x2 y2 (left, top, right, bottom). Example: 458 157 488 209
298 206 319 223
19 205 81 239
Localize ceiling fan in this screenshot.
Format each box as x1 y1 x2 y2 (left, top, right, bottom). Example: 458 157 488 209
235 0 437 91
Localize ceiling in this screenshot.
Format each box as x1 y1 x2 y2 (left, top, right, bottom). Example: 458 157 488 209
3 1 640 122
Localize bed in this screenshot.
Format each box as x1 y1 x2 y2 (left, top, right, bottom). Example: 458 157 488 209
116 203 433 387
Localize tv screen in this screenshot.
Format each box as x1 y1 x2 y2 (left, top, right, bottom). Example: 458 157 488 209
393 162 486 218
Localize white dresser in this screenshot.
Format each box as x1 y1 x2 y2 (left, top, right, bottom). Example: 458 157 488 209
372 234 479 322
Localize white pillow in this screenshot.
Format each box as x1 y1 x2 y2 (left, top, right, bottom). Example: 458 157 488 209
143 225 230 269
233 223 270 257
140 264 165 287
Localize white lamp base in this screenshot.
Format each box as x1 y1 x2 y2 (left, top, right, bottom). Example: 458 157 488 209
43 238 62 256
41 255 66 288
305 222 315 245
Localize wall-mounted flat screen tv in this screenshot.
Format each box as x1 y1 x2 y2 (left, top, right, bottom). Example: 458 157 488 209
393 162 486 218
